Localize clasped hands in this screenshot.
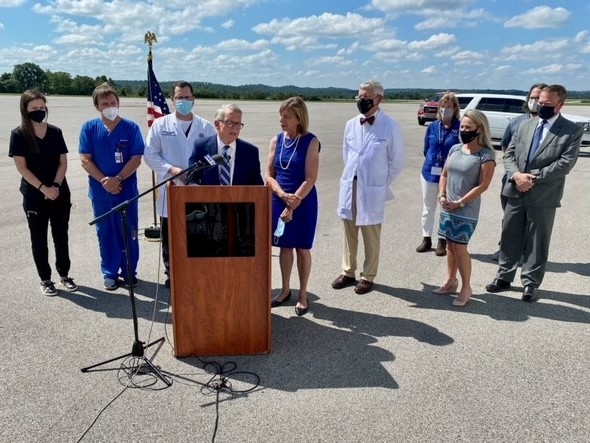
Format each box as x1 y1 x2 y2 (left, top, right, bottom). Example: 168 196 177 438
282 192 301 209
100 176 122 194
41 185 59 201
513 172 537 193
439 197 461 211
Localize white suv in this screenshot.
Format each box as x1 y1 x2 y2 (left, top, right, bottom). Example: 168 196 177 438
454 93 590 147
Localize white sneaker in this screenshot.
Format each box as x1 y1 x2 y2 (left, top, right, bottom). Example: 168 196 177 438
103 278 119 291
60 277 78 292
41 281 57 296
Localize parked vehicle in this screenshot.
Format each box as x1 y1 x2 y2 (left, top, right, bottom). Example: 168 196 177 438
417 91 453 125
454 93 590 146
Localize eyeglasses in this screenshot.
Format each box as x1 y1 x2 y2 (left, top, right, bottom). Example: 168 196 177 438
355 95 379 101
220 120 244 129
173 96 193 101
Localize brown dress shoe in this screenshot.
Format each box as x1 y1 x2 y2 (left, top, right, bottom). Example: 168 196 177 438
354 279 374 294
332 274 357 289
416 236 432 253
435 238 447 256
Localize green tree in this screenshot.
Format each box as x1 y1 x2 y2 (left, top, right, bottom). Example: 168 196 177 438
13 62 48 91
71 75 96 95
46 71 72 95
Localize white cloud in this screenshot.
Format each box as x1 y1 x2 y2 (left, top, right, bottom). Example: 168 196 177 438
370 0 471 13
408 33 456 50
0 0 27 6
421 65 437 74
221 19 235 29
253 12 385 38
305 56 353 67
504 6 571 29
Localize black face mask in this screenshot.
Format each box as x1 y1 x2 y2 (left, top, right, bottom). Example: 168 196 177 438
28 110 46 123
460 130 479 144
357 98 374 115
537 105 556 120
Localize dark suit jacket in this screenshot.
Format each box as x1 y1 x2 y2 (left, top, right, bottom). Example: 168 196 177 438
187 135 264 185
502 114 582 207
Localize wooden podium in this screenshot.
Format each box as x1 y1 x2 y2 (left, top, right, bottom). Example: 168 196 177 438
167 183 272 357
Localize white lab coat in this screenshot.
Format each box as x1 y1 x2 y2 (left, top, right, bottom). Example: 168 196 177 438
144 113 216 217
337 109 405 226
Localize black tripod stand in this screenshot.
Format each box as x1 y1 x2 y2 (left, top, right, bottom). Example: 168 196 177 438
81 154 226 387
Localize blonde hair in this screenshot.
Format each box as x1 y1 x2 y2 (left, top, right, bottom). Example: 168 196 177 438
462 110 493 149
438 93 460 121
279 96 309 134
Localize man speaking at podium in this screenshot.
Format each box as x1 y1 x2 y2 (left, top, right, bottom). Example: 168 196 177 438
187 104 264 186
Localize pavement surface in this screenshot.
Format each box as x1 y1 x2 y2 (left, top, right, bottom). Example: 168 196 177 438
0 95 589 443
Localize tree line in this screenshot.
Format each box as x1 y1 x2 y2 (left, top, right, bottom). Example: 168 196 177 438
2 62 589 101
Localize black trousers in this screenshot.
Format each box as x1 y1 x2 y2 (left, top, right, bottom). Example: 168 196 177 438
24 196 72 281
161 216 170 273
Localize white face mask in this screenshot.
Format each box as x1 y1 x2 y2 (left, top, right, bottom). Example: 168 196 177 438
440 107 454 120
528 99 540 114
102 106 119 121
273 218 286 244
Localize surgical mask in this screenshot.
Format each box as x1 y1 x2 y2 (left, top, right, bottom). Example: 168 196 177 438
357 98 374 115
528 99 540 114
273 218 286 244
28 110 46 123
440 108 454 120
460 130 479 144
537 105 556 120
175 99 193 116
101 106 119 121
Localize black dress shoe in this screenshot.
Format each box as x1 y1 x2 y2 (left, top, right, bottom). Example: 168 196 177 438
295 298 309 317
485 278 511 293
522 285 540 302
271 290 292 308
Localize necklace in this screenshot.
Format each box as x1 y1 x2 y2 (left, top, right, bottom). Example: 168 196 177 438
279 133 300 170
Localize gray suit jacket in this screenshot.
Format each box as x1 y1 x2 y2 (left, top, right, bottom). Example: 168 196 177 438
502 114 582 207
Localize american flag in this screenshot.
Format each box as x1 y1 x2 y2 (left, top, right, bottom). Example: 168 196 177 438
147 55 170 127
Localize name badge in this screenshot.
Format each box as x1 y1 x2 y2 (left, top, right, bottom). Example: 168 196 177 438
115 152 123 164
430 166 442 176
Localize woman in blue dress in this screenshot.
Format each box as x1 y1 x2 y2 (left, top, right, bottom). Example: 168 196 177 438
265 97 320 316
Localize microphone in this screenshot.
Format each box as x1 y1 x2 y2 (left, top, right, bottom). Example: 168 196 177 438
185 153 227 184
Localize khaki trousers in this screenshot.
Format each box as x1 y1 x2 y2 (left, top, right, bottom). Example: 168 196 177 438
341 182 382 282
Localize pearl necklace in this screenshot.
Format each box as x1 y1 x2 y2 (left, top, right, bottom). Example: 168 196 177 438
279 133 300 170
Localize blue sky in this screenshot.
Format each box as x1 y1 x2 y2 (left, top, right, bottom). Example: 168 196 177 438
1 0 589 91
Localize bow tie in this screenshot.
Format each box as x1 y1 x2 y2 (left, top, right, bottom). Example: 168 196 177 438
360 115 375 125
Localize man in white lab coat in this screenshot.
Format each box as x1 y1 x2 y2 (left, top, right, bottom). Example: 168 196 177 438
332 80 405 294
144 81 216 287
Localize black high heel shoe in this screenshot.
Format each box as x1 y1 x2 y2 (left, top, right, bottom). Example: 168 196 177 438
295 297 309 317
271 290 292 308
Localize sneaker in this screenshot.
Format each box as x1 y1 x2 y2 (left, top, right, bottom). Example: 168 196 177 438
123 276 138 288
60 277 78 292
104 278 119 291
41 281 58 297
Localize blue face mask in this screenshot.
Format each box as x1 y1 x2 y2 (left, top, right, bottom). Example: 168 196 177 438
273 219 286 244
175 99 193 116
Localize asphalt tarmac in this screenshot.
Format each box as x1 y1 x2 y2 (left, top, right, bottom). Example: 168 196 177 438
0 95 588 442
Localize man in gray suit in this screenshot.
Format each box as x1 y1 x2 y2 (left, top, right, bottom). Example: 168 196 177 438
486 84 583 302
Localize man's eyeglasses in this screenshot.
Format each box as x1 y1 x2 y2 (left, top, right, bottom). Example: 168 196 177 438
173 96 193 101
220 120 244 129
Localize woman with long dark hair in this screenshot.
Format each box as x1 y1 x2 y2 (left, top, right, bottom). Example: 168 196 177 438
9 89 77 296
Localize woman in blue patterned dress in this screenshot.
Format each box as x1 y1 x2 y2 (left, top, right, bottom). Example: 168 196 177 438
265 97 320 316
435 110 496 306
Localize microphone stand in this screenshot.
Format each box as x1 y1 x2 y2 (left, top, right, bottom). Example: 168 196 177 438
80 157 224 387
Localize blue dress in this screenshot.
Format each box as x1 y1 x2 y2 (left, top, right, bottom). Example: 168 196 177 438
272 132 319 249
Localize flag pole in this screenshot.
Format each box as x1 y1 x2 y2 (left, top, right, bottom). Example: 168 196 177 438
144 31 161 239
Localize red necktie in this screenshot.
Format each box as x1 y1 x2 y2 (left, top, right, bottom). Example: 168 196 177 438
360 115 375 125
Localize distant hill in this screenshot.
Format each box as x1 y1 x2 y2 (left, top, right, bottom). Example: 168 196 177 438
115 80 589 101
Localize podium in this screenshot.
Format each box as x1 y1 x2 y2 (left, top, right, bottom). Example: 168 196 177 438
167 183 272 357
